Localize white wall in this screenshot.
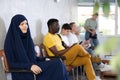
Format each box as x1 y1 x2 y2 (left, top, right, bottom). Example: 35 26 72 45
0 0 78 49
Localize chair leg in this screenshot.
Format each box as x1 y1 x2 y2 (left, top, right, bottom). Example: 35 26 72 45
71 66 87 80
79 66 82 80
73 67 79 80
0 58 7 80
33 74 36 80
79 66 87 80
76 67 79 80
72 68 75 80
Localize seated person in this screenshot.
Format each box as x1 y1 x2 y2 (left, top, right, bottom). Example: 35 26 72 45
4 14 70 80
43 18 97 80
67 22 111 71
59 23 91 49
68 22 90 48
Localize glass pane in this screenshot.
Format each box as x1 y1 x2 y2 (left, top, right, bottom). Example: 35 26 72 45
100 0 115 3
98 5 115 35
77 0 115 3
77 0 94 3
78 5 115 35
118 7 120 34
109 0 115 3
77 6 93 35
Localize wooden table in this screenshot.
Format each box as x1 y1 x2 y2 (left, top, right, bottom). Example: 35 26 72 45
101 59 110 64
100 70 117 79
100 59 117 79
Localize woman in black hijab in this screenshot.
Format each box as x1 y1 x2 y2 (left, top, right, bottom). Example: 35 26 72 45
4 14 70 80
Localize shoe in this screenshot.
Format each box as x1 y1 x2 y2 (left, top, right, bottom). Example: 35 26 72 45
95 76 101 80
99 64 111 71
91 56 101 63
98 62 104 68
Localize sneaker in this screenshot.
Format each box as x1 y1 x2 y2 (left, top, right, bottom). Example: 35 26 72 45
99 64 111 71
98 62 104 68
95 76 101 80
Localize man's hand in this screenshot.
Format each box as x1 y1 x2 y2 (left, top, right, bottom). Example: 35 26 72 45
71 43 77 47
31 65 42 74
91 30 96 36
81 39 91 49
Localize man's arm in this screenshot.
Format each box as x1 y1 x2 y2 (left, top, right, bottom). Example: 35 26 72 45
62 41 70 49
49 44 77 56
84 26 92 33
84 26 96 36
49 46 70 56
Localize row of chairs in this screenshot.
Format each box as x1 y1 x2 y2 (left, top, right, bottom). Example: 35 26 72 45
0 44 86 80
0 44 65 80
0 44 46 80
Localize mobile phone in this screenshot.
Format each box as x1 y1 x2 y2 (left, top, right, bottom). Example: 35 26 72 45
79 41 83 44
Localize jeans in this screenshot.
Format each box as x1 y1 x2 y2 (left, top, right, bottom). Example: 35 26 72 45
86 48 101 65
85 31 99 48
63 44 96 80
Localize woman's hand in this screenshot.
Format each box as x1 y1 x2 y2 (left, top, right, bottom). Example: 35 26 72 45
31 65 42 74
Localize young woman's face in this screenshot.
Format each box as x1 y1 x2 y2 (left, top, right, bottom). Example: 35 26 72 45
19 20 28 33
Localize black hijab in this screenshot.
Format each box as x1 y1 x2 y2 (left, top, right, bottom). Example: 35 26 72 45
4 14 36 69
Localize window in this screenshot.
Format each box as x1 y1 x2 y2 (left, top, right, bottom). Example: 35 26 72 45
118 7 120 34
77 0 94 3
78 6 93 34
77 1 120 36
98 5 115 35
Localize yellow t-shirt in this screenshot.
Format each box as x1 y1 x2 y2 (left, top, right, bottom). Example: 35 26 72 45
43 32 65 56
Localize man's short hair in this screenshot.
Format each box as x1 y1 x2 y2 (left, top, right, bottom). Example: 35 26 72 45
69 22 75 28
47 18 58 28
62 23 71 30
93 13 98 16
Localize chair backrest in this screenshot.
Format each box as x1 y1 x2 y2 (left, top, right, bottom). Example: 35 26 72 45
40 43 49 57
40 43 66 61
0 45 43 73
0 46 41 73
0 49 9 72
34 44 41 57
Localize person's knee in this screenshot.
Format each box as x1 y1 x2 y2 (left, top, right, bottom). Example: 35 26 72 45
84 57 91 64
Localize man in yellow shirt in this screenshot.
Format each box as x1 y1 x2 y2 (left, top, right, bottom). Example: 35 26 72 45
43 18 97 80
